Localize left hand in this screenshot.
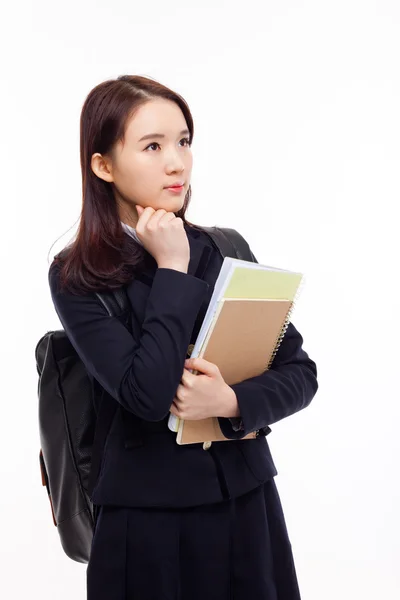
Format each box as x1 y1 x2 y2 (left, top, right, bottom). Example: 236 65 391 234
170 357 240 421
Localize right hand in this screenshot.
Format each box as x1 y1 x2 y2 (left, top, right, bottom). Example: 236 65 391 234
135 206 190 272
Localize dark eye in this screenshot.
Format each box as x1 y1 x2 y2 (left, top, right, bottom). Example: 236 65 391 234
145 142 160 151
145 137 191 152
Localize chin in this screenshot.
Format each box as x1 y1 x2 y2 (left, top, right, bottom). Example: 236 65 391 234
169 200 185 213
152 195 185 213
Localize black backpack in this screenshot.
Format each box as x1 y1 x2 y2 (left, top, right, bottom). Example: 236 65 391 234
36 226 255 563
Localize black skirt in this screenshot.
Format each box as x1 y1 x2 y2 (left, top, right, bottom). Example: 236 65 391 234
87 478 301 600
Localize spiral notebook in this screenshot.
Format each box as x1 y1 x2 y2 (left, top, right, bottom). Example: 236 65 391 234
168 258 304 445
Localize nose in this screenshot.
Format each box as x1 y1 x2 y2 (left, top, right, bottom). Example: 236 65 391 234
165 148 185 174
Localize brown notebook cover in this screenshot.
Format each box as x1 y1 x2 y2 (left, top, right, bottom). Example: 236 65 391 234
176 298 292 445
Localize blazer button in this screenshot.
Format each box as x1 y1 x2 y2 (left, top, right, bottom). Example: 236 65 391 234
203 441 212 450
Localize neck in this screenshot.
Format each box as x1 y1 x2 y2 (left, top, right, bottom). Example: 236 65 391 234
117 195 139 228
120 211 138 229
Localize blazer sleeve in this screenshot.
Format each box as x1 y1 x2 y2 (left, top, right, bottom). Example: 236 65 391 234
218 246 318 439
49 264 209 422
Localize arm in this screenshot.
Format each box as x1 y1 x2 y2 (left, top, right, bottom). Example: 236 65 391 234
49 264 209 421
218 321 318 439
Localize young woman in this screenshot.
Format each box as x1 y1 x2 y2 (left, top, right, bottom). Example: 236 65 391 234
49 75 318 600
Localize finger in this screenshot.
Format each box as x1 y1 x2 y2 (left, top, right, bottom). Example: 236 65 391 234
136 206 155 230
171 399 185 416
146 208 168 230
159 211 177 226
181 369 195 388
170 403 179 417
175 384 186 400
185 357 219 376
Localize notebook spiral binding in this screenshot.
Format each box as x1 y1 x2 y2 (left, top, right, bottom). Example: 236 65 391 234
266 274 306 370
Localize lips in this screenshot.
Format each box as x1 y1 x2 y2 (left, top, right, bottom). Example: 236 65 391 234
165 182 185 188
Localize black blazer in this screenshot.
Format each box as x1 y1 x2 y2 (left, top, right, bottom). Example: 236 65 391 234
49 223 318 508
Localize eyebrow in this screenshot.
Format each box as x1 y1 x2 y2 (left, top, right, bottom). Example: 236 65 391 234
138 129 190 142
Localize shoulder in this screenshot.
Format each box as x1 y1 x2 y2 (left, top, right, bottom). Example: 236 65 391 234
48 258 76 298
48 259 106 326
48 259 62 295
48 245 73 293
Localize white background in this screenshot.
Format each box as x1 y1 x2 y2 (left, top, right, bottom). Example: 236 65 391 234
1 0 399 598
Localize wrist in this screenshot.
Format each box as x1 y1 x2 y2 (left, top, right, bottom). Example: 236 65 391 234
157 263 188 273
219 386 241 418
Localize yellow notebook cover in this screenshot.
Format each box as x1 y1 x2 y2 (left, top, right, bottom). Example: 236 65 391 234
225 267 302 300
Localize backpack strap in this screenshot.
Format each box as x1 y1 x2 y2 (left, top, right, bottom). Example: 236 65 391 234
200 226 257 262
95 288 130 318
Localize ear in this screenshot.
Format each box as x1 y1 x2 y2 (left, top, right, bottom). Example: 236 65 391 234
91 152 114 183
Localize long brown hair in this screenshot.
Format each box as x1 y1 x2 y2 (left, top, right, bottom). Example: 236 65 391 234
53 75 198 294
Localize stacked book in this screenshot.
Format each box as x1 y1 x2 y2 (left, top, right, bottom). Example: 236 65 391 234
168 257 304 445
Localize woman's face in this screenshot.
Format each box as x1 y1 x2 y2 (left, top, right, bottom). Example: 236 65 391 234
91 98 193 226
